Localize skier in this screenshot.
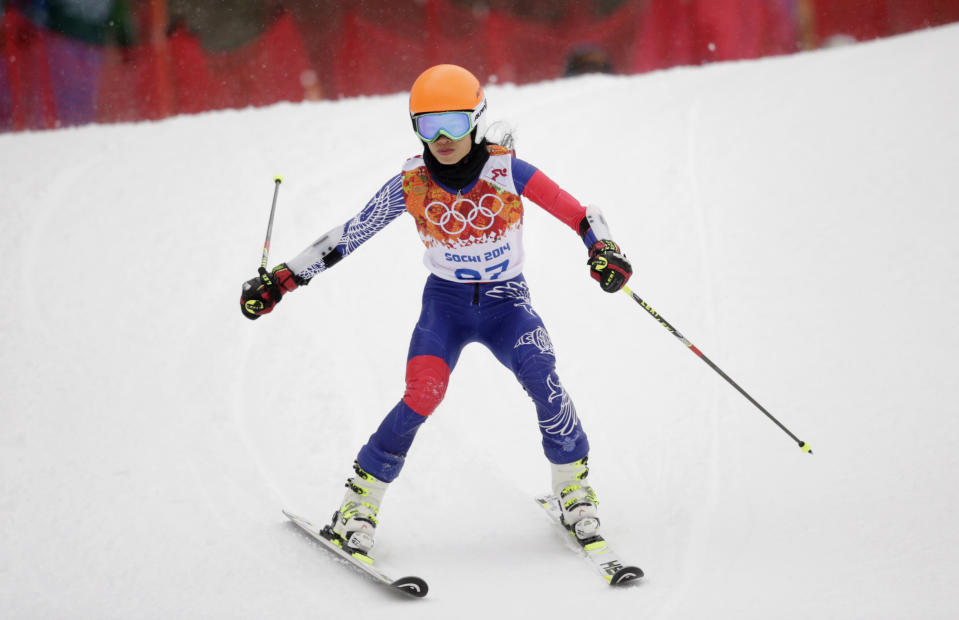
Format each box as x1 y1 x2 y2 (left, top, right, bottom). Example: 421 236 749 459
241 64 633 556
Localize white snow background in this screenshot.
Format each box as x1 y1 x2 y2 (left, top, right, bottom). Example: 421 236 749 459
2 23 958 620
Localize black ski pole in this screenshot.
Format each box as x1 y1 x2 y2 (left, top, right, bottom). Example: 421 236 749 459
622 285 812 454
258 175 283 278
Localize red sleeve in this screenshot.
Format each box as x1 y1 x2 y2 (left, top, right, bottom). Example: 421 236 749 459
520 169 587 232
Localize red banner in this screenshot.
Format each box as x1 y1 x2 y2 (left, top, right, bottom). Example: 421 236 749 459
2 0 958 132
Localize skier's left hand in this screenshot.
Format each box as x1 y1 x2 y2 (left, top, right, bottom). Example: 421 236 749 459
587 240 633 293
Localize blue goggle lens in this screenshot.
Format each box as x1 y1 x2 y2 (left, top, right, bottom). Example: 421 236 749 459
414 111 473 142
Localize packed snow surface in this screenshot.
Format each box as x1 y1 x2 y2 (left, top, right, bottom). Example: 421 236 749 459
2 23 958 619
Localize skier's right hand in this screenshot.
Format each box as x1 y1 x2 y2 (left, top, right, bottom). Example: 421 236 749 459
240 263 302 320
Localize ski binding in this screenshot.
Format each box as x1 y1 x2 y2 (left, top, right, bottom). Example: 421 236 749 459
535 495 644 586
283 509 428 598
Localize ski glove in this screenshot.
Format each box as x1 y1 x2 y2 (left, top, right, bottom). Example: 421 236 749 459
240 263 304 320
587 240 633 293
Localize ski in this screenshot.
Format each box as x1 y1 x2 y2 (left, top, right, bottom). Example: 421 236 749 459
282 509 428 598
534 495 644 586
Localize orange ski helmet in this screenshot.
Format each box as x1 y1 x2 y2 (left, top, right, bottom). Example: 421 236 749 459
409 64 488 144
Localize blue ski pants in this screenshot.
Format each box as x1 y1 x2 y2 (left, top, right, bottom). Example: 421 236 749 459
356 274 589 482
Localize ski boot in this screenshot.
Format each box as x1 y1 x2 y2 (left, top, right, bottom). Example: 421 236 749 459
551 456 601 542
326 461 389 555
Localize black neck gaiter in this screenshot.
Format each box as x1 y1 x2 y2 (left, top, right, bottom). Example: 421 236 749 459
422 137 491 192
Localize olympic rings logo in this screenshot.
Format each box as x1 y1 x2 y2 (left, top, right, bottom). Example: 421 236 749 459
424 193 505 235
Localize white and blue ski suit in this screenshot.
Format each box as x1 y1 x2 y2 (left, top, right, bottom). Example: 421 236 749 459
288 144 608 482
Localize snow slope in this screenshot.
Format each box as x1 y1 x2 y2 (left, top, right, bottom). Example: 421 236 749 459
2 23 958 619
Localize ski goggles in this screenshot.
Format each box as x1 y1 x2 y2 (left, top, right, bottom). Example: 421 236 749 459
412 111 474 143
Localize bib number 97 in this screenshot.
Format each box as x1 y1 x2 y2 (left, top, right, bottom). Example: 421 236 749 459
455 259 509 281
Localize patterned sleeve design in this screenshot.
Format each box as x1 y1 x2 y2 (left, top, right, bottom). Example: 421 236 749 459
288 174 407 280
341 174 406 253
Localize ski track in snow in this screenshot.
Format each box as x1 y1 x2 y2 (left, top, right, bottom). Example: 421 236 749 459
646 96 725 620
19 156 99 348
